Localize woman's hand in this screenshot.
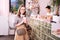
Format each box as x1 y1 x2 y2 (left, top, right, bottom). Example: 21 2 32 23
46 15 52 22
23 17 27 23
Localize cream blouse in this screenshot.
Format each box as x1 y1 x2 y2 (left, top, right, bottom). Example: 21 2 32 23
14 15 26 26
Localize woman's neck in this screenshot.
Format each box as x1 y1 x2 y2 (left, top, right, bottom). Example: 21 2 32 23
48 12 51 14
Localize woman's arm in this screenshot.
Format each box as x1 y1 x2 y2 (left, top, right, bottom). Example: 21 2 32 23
15 21 24 27
14 16 24 27
15 16 27 27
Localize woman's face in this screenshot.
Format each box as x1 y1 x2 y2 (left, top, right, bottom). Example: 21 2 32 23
20 7 25 14
33 0 38 3
46 8 51 13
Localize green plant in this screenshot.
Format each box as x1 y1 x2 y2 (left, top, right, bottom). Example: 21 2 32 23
13 7 17 11
53 0 60 6
17 0 24 5
53 0 60 15
55 0 60 6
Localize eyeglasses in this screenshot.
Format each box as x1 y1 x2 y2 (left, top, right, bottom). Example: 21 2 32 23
21 9 25 10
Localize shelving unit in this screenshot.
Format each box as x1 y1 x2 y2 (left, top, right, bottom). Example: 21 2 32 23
28 18 60 40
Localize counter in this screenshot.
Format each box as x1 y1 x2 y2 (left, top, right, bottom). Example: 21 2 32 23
28 18 60 40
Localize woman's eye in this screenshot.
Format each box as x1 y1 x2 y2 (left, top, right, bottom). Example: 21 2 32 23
21 9 25 10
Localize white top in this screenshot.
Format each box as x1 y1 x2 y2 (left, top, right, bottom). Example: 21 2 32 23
47 12 53 16
53 16 60 23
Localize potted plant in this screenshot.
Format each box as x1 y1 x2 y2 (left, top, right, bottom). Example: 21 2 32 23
53 0 60 16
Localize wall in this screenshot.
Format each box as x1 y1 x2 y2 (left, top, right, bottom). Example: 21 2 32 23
0 0 9 35
39 0 50 15
26 0 50 15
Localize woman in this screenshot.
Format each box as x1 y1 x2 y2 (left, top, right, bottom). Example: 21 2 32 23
14 4 29 40
46 6 53 22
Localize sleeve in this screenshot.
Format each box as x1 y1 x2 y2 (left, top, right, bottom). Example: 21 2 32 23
17 20 24 26
14 16 18 27
14 16 24 27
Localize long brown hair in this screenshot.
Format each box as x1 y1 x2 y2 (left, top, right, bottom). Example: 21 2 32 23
17 4 26 17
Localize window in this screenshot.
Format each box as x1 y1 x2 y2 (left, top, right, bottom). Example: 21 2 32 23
9 0 26 13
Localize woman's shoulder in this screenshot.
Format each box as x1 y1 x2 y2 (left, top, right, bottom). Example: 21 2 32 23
15 15 19 18
15 15 17 17
14 15 19 19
